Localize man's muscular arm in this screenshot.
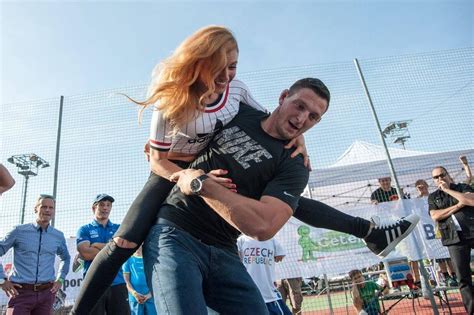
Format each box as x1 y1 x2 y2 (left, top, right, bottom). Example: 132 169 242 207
430 203 463 222
175 169 292 241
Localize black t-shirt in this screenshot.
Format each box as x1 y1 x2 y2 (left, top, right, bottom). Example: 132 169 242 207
428 183 474 240
159 103 309 250
370 187 399 203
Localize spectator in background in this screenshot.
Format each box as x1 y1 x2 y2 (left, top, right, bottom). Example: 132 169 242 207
428 166 474 314
123 245 156 315
0 194 70 314
237 235 291 315
415 178 458 287
370 176 407 204
349 269 388 315
0 163 15 196
76 194 130 315
459 155 473 187
415 179 430 198
276 277 304 315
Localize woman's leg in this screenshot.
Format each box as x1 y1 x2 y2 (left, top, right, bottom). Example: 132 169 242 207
294 197 371 238
72 171 179 314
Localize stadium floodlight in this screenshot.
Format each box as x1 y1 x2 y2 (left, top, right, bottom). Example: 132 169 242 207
382 120 412 149
7 153 50 224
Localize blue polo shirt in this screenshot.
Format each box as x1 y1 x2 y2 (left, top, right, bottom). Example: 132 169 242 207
76 219 125 286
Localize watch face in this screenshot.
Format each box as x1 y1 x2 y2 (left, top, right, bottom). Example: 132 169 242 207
190 178 202 194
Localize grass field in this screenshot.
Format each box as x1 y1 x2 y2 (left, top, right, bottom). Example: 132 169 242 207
294 290 467 314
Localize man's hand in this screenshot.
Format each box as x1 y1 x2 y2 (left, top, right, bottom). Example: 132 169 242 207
460 155 468 165
51 280 62 294
174 169 205 195
132 290 147 304
1 280 21 298
438 180 450 191
91 243 106 250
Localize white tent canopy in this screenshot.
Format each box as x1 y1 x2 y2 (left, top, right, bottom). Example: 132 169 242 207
305 141 473 208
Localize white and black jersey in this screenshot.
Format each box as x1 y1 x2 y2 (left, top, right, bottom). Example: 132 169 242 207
149 79 267 155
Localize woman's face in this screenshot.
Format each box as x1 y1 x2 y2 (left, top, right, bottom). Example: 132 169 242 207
200 48 238 95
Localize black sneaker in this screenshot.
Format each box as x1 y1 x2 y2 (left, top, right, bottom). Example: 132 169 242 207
364 214 420 258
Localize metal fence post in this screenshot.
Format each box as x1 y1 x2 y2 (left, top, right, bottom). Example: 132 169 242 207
51 95 64 227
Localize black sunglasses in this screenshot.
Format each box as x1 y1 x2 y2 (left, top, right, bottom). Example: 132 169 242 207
432 173 446 180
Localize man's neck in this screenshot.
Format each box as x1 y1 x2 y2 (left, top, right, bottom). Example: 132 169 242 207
36 220 50 230
260 115 281 139
95 218 109 226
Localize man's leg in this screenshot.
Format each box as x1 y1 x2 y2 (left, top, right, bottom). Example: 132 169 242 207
286 277 303 315
144 298 157 315
447 239 474 314
31 290 55 315
6 289 35 315
204 246 268 315
107 283 131 315
143 224 209 314
276 280 289 304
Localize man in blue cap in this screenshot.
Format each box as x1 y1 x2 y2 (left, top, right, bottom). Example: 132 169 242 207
76 194 130 315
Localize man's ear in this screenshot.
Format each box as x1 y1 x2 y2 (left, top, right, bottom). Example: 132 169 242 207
278 89 290 106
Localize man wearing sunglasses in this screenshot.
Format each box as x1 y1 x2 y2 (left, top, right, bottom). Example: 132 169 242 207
428 166 474 314
0 194 70 315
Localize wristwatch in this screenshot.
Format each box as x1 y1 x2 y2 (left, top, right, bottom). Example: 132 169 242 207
0 278 6 285
190 174 209 195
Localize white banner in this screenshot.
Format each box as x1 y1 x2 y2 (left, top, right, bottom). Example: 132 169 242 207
274 198 449 279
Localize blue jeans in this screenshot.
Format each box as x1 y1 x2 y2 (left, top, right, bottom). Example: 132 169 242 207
143 224 268 315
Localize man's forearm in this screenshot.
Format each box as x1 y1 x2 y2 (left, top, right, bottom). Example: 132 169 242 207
443 189 474 206
200 180 290 240
78 246 101 261
430 204 462 221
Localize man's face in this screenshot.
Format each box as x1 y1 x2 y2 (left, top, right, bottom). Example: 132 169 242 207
432 167 451 186
35 198 55 224
378 177 392 191
416 183 429 197
273 87 328 140
352 273 365 288
92 200 113 221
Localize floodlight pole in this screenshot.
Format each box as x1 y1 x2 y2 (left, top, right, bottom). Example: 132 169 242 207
19 175 30 224
354 58 439 315
7 153 50 224
353 58 402 198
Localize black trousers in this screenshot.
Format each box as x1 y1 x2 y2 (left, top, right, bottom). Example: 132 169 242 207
447 236 474 314
89 283 130 315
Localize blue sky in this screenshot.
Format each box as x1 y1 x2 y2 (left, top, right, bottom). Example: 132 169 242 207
2 0 471 103
1 0 472 236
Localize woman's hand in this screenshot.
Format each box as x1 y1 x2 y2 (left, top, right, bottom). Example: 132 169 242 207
285 135 311 171
170 169 236 192
207 169 236 192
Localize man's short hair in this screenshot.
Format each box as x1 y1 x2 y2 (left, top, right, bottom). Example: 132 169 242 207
35 194 56 208
288 78 330 110
415 179 428 187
